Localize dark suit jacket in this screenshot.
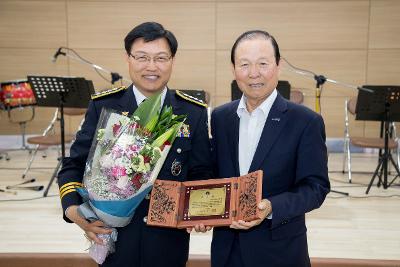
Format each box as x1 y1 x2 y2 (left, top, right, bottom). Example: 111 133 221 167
211 94 330 267
58 85 213 267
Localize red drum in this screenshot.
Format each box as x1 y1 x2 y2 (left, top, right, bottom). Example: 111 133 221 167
0 80 36 108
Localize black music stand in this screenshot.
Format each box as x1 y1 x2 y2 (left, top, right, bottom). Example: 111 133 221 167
27 76 94 196
355 85 400 194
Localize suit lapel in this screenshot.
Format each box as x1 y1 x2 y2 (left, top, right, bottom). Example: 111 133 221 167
116 84 137 115
166 89 182 114
226 101 240 176
248 95 288 172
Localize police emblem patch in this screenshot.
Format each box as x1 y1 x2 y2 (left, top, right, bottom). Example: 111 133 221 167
176 123 190 138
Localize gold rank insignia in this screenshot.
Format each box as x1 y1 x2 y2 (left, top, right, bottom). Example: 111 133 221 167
91 86 127 100
122 111 129 116
176 90 207 108
177 123 190 138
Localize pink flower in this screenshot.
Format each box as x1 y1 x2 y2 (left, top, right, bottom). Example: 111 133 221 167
111 147 123 159
111 166 127 178
112 123 121 136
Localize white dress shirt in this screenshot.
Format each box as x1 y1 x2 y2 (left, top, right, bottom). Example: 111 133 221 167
132 85 167 107
237 89 277 176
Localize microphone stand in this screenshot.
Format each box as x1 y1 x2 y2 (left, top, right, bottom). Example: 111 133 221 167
53 47 131 85
281 58 373 114
280 58 375 197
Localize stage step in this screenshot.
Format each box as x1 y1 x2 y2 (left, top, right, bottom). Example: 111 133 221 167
0 254 399 267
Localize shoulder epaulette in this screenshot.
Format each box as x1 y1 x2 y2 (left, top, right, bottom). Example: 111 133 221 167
176 90 207 108
91 86 127 100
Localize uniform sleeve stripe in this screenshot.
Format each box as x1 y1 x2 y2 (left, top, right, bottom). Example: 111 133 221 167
60 189 78 200
59 182 83 192
59 184 82 195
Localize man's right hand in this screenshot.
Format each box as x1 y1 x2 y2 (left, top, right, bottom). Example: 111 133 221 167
66 205 113 245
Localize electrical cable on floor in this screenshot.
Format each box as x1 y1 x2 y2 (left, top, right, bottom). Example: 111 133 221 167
0 194 58 202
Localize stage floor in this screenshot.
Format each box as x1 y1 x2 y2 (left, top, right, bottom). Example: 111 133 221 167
0 150 399 260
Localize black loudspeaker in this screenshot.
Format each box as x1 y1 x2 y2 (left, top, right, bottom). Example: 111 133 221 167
231 80 291 101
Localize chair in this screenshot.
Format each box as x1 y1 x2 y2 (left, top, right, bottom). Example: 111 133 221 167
290 89 304 104
342 96 400 183
21 107 86 178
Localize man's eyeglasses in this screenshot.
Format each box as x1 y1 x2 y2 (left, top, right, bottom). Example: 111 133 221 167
129 53 172 64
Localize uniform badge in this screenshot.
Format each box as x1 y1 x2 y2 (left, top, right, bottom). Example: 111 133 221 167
122 111 129 116
176 123 190 138
171 159 182 176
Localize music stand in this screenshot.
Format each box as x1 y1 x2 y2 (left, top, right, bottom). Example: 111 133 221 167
27 76 94 196
355 85 400 194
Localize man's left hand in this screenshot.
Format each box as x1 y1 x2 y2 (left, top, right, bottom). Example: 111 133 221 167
230 199 272 230
186 223 213 233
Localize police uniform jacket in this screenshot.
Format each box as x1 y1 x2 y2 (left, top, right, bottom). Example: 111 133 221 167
58 84 213 267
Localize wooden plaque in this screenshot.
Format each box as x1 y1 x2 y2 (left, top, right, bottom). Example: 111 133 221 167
147 170 263 228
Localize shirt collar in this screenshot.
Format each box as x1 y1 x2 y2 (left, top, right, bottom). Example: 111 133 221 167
237 89 278 118
131 84 167 107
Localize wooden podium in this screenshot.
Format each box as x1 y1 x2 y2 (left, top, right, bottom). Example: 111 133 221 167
147 170 263 228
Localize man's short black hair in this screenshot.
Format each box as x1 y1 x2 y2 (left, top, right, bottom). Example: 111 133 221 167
230 30 280 66
124 22 178 57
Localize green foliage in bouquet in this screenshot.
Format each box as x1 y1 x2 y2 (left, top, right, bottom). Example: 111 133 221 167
131 93 186 146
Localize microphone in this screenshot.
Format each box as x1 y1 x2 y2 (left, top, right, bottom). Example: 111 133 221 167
6 178 36 189
6 178 43 191
13 185 44 191
52 47 66 62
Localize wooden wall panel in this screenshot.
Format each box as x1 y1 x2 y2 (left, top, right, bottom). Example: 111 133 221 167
367 49 400 85
68 0 214 1
0 0 400 138
0 48 69 134
67 2 215 50
213 95 231 108
0 1 67 48
369 0 400 49
217 1 369 50
67 49 128 91
168 50 216 95
0 48 69 82
215 50 232 98
280 50 367 97
312 96 365 138
66 49 216 94
217 0 367 2
216 50 366 99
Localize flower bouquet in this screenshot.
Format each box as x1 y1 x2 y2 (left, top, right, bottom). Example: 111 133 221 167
76 93 186 264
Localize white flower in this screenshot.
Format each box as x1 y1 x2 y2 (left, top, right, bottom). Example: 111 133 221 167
99 154 114 169
116 175 129 189
116 133 135 147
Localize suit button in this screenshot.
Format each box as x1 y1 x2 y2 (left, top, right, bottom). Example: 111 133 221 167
145 193 151 200
176 148 182 154
143 216 148 223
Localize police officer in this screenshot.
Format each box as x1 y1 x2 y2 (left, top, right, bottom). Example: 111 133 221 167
57 22 213 267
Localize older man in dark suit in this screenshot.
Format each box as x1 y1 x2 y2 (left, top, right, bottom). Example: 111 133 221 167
210 30 330 267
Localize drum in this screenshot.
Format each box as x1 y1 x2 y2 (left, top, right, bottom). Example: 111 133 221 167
0 79 36 109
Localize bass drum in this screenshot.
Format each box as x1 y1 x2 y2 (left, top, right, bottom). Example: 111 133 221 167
0 79 36 109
